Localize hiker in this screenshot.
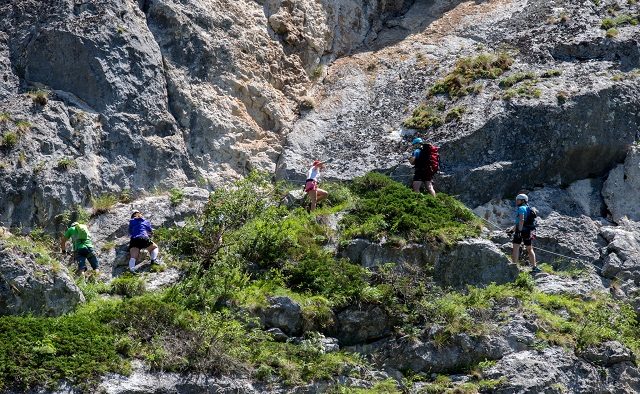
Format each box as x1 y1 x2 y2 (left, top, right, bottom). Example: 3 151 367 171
508 193 538 272
128 210 160 273
60 222 99 275
408 137 438 197
305 160 328 211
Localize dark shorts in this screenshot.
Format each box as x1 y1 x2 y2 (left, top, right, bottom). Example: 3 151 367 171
413 169 434 182
76 247 99 271
129 237 153 249
513 230 534 246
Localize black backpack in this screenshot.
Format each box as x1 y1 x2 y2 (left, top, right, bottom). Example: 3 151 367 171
523 206 538 229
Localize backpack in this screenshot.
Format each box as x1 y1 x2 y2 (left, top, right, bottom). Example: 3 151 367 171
416 144 440 173
523 206 538 229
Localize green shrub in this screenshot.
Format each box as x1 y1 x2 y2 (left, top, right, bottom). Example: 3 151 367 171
540 69 562 78
402 104 443 130
0 311 125 391
110 274 146 298
503 81 542 100
91 194 118 215
284 249 369 306
119 188 133 203
0 112 10 123
169 188 184 206
499 72 535 88
28 89 49 106
14 120 31 133
341 173 481 244
1 132 18 148
444 106 466 122
430 52 513 98
57 157 76 170
606 28 619 37
601 14 638 29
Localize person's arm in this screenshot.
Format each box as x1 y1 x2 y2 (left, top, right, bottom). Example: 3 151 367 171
145 220 153 237
128 220 133 238
517 213 525 232
60 235 68 253
409 149 418 165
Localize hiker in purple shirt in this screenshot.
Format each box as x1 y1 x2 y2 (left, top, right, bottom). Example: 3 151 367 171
128 210 160 273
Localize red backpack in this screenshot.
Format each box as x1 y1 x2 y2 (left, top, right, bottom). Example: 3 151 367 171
416 144 440 173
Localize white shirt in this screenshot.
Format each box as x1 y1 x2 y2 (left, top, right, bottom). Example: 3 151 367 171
307 165 320 182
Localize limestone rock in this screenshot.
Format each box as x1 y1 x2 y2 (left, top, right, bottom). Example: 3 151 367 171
0 240 84 316
604 146 640 223
259 296 303 336
334 304 392 346
435 238 518 288
339 239 434 269
579 341 635 367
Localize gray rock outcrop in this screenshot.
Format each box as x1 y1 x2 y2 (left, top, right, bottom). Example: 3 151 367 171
0 239 84 316
603 145 640 224
258 296 304 336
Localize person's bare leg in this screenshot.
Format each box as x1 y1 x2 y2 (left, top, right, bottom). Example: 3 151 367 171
425 181 436 197
316 189 328 204
412 181 422 193
527 245 537 267
511 244 520 264
309 189 318 211
147 243 159 263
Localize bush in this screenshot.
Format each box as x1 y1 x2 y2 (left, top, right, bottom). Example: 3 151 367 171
110 274 146 298
341 173 481 244
1 132 18 148
57 157 76 170
402 104 443 130
499 72 535 88
444 106 466 122
92 194 118 215
14 120 31 133
28 89 49 106
606 28 619 37
430 52 513 98
169 188 184 206
0 311 125 391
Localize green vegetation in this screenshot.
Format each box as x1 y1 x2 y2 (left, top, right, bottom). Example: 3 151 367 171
28 89 49 106
499 72 535 88
55 205 91 226
601 14 639 29
14 120 31 133
541 69 562 78
0 112 10 124
444 106 466 122
1 132 18 149
57 157 77 171
169 187 184 206
119 188 133 203
430 52 513 98
91 194 118 215
3 172 640 392
311 65 324 80
503 80 542 100
403 104 444 130
340 172 481 244
606 28 619 37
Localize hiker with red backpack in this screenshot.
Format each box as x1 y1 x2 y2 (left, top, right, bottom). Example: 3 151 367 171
507 194 539 273
408 138 438 197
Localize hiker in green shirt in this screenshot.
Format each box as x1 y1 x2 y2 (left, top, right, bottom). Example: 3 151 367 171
60 222 100 274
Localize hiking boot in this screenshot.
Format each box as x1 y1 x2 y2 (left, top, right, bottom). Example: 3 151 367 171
150 258 164 266
531 266 541 274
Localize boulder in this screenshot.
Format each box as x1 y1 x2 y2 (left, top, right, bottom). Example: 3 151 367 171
258 296 303 336
603 145 640 223
484 346 640 394
579 341 635 367
435 238 518 288
334 304 392 346
339 239 434 269
0 240 84 316
534 270 606 299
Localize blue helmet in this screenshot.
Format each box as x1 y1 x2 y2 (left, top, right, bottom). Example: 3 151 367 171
412 137 424 145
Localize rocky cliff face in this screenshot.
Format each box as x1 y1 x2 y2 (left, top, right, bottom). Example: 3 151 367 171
1 0 640 392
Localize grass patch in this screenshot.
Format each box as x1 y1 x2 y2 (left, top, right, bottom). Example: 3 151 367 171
169 188 184 206
0 308 126 392
28 89 49 106
340 173 481 244
403 104 443 130
14 120 31 133
503 81 542 100
56 157 76 171
1 132 18 149
430 52 513 98
601 14 639 29
91 194 118 215
499 72 535 88
0 112 10 123
110 274 146 298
